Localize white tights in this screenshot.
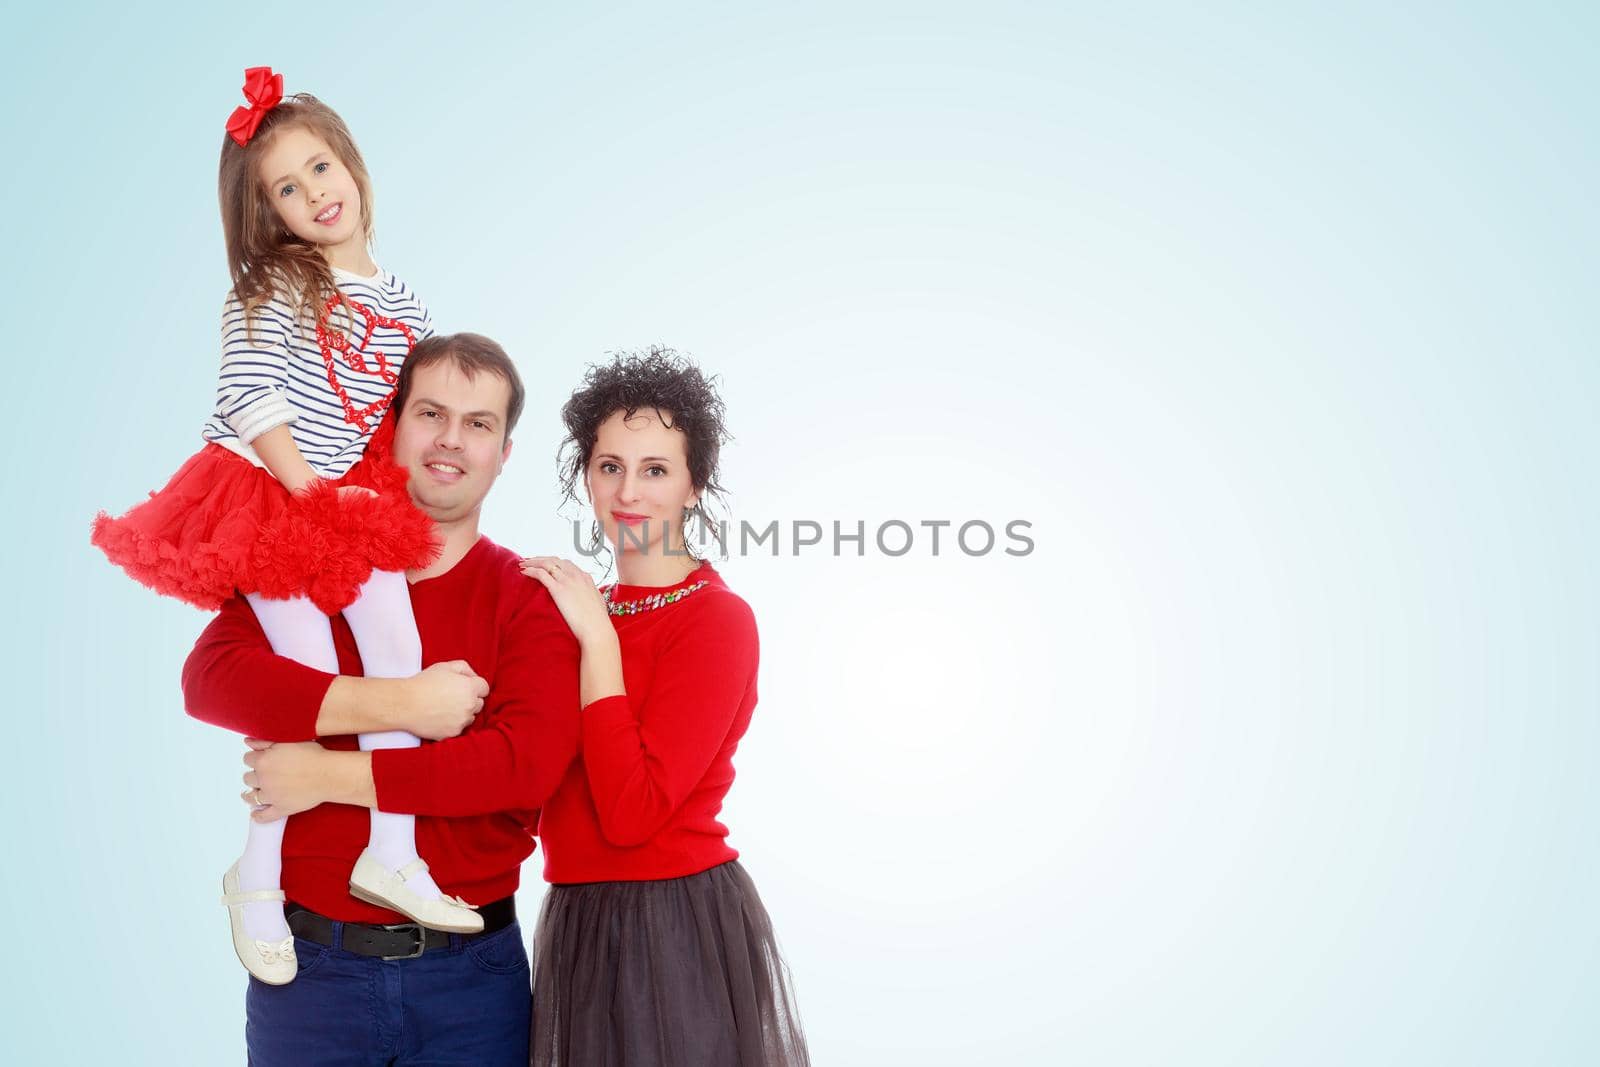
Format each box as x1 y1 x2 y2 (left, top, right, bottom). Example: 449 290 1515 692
235 570 439 941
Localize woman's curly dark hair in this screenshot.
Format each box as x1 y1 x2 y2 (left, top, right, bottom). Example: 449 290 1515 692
557 347 730 520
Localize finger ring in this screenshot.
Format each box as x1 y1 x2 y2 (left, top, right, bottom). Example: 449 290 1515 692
253 788 264 807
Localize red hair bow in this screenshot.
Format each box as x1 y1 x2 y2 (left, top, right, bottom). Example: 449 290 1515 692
225 66 284 147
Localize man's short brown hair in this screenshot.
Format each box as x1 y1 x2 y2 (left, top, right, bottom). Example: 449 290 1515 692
394 332 526 437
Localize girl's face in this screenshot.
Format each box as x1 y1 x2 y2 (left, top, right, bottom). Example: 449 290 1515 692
586 409 699 559
256 125 365 259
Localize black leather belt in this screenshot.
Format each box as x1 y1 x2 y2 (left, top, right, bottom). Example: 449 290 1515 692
285 897 516 960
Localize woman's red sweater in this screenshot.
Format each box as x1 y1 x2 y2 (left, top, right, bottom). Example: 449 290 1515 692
539 562 761 884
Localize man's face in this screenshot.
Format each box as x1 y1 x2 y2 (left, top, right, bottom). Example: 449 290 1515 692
391 362 514 525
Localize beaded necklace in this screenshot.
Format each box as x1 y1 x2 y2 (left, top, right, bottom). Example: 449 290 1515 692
315 293 417 431
603 579 711 617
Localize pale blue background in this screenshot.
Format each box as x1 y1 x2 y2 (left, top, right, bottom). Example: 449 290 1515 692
2 2 1596 1063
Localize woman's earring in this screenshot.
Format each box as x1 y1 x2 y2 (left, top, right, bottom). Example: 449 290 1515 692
588 520 617 581
679 506 700 562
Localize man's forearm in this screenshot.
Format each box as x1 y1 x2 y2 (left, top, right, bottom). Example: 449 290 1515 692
324 749 377 808
315 676 409 737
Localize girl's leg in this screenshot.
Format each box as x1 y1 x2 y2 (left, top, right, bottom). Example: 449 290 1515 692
340 568 445 901
239 592 338 943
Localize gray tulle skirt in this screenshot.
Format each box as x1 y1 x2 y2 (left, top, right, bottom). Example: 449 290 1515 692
531 860 809 1066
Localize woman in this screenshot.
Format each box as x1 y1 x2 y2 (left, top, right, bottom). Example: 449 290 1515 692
521 348 808 1066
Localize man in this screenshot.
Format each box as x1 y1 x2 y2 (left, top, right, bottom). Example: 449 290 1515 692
183 332 577 1066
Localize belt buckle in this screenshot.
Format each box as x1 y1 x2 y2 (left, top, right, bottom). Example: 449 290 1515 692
378 922 426 961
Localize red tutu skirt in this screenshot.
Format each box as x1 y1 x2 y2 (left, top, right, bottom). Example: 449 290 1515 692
91 416 438 614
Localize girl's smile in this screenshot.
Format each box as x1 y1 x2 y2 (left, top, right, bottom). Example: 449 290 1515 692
255 125 369 271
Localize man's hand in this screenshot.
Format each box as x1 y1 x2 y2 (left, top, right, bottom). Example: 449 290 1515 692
399 661 490 740
242 739 339 822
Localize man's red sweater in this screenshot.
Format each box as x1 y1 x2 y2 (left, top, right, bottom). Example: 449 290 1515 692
539 562 760 884
182 536 581 922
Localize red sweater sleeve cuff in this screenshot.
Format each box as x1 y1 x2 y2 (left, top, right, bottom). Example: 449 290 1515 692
581 694 635 752
274 668 337 741
181 646 334 742
371 746 433 813
582 693 633 722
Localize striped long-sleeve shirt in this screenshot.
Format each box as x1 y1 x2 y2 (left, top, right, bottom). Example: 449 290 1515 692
201 265 433 479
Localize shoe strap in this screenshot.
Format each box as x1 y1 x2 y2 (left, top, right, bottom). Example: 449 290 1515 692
397 857 430 881
222 887 288 906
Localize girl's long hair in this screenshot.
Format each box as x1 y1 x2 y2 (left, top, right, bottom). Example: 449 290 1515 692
217 93 375 322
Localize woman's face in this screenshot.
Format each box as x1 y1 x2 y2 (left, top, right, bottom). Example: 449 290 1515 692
586 408 698 559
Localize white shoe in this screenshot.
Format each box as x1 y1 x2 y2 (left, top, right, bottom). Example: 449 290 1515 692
220 862 297 985
348 850 484 934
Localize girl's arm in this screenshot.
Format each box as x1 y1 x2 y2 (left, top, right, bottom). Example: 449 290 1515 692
214 294 320 493
250 424 321 494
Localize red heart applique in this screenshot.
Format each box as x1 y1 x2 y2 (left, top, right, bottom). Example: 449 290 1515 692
315 294 418 431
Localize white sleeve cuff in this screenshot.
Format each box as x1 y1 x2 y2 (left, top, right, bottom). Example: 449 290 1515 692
227 392 298 444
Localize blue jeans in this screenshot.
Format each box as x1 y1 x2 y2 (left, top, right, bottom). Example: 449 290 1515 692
245 921 531 1066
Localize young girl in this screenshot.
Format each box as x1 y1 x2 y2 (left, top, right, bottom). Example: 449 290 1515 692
521 349 809 1066
92 68 480 985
